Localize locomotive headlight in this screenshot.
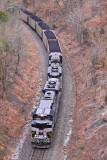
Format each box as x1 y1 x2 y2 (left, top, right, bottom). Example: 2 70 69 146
41 114 44 117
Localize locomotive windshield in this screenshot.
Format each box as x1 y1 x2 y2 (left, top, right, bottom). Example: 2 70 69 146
32 123 52 129
34 116 52 120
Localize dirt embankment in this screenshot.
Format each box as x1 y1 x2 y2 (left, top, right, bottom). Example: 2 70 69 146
66 1 107 159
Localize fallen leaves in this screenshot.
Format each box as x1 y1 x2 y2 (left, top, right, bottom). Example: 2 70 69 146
83 16 105 27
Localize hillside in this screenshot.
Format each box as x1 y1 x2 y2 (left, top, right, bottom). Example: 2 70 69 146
0 0 107 160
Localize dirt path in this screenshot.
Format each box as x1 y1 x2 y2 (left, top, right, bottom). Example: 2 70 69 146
11 20 75 160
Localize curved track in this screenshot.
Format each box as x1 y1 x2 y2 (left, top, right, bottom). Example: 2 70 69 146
18 21 75 160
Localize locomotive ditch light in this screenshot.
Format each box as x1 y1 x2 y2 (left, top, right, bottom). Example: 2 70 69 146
35 134 38 138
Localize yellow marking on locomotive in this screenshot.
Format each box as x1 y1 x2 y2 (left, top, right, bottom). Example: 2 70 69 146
60 87 62 94
31 131 35 140
48 132 52 142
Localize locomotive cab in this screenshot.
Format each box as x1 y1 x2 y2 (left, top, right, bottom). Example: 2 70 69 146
31 118 53 148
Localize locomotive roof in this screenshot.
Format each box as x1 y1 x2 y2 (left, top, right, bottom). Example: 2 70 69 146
51 63 60 67
36 100 53 114
49 54 62 61
43 78 60 93
48 41 61 52
48 66 62 72
33 91 55 118
32 119 52 125
49 52 62 57
42 91 55 100
29 15 42 21
49 60 61 66
38 22 50 30
48 66 62 78
44 30 57 39
33 100 54 118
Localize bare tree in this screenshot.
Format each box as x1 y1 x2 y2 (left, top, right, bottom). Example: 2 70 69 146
0 11 10 98
0 2 23 98
67 0 84 44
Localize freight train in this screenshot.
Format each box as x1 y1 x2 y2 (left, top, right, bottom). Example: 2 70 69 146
19 9 62 148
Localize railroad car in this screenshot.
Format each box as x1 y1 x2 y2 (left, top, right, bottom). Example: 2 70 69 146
36 22 50 38
19 9 34 23
28 15 42 30
31 90 61 148
47 41 61 53
43 30 57 50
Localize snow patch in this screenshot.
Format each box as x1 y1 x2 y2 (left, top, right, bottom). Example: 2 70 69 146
64 129 72 147
63 119 73 160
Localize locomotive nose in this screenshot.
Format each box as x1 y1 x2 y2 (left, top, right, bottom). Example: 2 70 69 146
39 130 43 135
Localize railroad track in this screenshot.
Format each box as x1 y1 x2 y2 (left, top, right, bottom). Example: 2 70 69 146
30 149 46 160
